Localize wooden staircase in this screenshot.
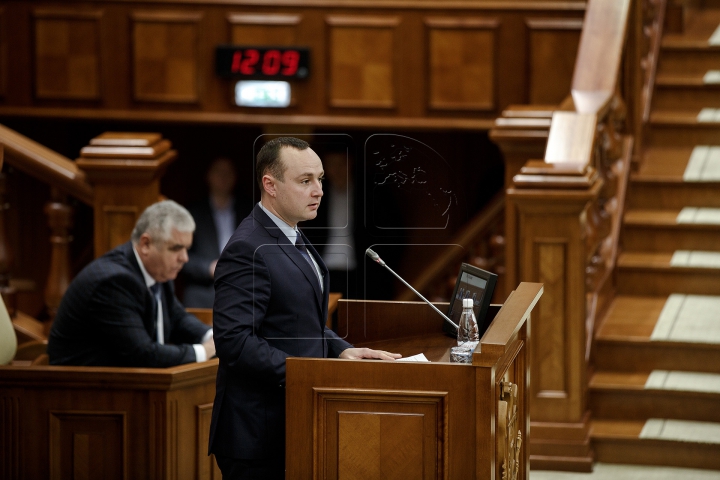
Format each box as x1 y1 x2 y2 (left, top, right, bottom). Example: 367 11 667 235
590 2 720 470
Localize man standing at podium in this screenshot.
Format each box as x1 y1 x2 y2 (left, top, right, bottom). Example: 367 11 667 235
209 137 399 480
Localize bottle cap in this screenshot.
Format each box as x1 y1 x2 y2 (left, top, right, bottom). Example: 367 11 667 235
463 298 473 309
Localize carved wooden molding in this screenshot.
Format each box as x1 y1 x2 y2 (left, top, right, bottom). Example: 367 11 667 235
498 381 522 480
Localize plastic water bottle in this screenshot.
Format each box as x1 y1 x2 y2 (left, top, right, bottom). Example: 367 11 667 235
457 297 479 350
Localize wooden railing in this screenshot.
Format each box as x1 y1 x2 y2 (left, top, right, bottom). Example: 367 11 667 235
0 127 177 339
489 0 666 472
0 127 93 333
404 0 664 324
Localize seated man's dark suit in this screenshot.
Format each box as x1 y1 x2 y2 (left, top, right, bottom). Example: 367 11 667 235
48 241 211 367
209 204 353 463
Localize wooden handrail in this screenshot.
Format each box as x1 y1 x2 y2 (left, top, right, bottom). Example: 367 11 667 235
571 0 632 114
642 0 667 123
0 124 93 205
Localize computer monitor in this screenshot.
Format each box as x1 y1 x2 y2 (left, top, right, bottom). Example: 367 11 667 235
443 263 498 339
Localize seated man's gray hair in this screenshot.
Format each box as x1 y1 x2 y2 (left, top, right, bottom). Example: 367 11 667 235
131 200 196 244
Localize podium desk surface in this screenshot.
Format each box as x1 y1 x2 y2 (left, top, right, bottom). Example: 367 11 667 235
353 332 457 362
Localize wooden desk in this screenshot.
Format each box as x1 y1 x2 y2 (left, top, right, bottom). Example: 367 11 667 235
0 360 220 480
287 282 542 480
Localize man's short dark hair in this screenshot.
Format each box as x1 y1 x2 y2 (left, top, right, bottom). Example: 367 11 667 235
256 137 310 189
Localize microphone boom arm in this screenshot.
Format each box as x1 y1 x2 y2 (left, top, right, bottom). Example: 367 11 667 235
366 248 459 330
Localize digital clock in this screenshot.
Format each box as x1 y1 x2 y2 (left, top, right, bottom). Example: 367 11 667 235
215 46 310 80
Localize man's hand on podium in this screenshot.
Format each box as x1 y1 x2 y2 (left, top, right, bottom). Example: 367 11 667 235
339 348 402 361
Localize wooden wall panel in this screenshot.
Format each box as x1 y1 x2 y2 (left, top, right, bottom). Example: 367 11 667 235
338 413 424 480
33 9 102 100
49 411 125 480
0 2 586 128
534 240 568 396
228 13 301 45
315 388 446 480
196 403 221 480
426 18 498 111
131 11 202 103
526 18 583 105
327 16 399 109
102 206 138 253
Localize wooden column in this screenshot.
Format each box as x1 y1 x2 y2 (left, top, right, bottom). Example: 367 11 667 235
43 189 73 330
76 133 177 258
506 117 601 470
490 109 553 297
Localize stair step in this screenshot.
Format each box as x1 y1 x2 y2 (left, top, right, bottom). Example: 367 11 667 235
617 252 720 295
663 9 720 45
648 110 720 146
659 48 720 76
592 419 720 470
656 71 720 86
654 81 720 109
589 371 720 423
630 148 720 208
595 295 720 372
623 208 720 251
530 463 720 479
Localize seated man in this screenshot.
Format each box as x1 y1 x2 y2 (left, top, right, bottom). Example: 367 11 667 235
48 200 215 367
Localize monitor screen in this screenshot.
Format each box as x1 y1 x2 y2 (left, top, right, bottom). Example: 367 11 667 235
444 263 497 338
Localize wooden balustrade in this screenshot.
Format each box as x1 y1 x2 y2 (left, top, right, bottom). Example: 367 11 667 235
494 0 647 472
43 190 73 330
0 126 178 340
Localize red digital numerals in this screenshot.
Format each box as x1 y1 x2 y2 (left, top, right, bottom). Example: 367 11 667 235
230 49 300 76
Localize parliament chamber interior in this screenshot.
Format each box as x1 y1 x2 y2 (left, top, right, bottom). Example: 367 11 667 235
2 0 720 478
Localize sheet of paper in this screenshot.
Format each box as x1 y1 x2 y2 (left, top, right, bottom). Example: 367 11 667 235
396 353 430 362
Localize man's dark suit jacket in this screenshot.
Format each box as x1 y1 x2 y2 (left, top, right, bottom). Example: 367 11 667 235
183 198 248 308
47 241 211 367
209 204 353 461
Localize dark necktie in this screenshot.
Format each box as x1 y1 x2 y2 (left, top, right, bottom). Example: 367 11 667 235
150 283 165 344
295 235 323 290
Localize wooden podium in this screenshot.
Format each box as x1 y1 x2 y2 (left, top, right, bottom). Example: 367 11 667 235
287 282 542 480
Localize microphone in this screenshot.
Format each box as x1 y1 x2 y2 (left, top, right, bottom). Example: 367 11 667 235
365 248 459 330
